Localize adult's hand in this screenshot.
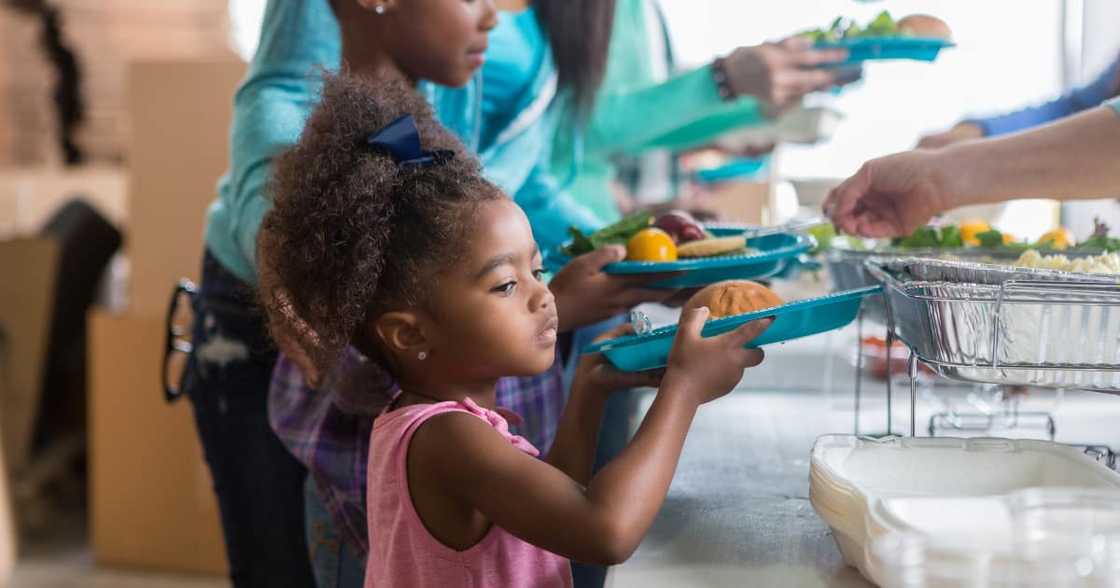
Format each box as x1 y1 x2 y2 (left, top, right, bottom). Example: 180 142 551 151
723 36 849 113
550 245 677 332
822 150 954 238
917 122 983 150
827 105 1120 238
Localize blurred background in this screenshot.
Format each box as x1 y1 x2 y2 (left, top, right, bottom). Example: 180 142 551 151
0 0 1117 586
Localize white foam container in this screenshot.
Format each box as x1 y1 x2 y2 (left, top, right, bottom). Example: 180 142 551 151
810 435 1120 586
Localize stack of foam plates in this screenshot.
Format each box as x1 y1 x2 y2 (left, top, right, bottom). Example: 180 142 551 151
810 435 1120 586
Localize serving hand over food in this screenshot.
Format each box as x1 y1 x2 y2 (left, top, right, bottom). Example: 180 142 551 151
824 105 1120 238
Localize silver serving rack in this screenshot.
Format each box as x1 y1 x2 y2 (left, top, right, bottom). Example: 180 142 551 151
825 248 1041 324
866 258 1120 393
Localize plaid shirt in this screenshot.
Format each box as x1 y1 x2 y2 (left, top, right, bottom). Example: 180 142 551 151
268 348 566 555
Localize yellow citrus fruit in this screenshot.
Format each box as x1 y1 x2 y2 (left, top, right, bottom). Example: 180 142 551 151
1002 232 1017 245
959 220 992 246
626 228 678 262
1037 228 1073 250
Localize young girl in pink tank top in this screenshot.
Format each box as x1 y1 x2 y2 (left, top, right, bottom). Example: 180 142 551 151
258 74 771 587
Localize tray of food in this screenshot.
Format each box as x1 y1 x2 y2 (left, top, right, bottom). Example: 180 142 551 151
898 252 1120 285
552 211 813 288
865 256 1120 392
583 280 881 372
802 11 954 65
819 220 1115 320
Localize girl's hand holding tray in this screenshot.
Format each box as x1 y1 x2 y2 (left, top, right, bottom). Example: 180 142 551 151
590 280 882 372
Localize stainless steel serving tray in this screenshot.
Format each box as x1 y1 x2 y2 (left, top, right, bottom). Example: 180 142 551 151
866 258 1120 392
825 248 1033 321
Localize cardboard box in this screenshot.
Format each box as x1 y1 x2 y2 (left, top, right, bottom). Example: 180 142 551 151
89 310 226 575
88 59 243 577
0 421 14 587
126 60 244 316
699 180 772 226
0 237 59 472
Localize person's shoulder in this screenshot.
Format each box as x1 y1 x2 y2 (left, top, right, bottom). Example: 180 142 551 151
228 83 319 160
412 409 496 447
408 408 514 469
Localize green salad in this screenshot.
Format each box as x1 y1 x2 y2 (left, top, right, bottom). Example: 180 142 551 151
813 218 1119 254
801 10 903 43
561 212 654 257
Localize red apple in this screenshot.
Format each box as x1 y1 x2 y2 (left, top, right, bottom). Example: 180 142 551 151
654 211 706 244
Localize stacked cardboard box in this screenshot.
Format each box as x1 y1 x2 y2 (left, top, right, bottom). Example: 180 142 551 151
89 60 243 576
0 0 232 166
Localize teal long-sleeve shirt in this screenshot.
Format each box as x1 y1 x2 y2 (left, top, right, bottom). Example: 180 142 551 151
552 0 766 224
204 1 598 284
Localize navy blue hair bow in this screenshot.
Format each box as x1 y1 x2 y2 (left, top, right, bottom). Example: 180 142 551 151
365 114 454 169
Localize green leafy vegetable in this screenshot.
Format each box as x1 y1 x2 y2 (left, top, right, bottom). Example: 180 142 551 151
938 225 963 248
560 212 653 257
894 226 940 248
1073 218 1120 252
974 229 1006 249
801 10 900 43
807 223 836 253
864 10 899 36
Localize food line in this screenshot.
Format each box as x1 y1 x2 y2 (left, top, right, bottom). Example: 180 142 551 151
556 199 1120 586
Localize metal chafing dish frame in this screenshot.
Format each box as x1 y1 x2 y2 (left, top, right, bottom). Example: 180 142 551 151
846 257 1120 438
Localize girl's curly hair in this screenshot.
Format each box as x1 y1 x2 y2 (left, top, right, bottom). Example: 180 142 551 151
258 73 502 378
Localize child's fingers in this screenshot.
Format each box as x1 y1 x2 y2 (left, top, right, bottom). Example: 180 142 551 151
592 322 635 344
572 244 626 273
675 306 710 343
734 347 766 369
616 367 665 389
724 317 775 348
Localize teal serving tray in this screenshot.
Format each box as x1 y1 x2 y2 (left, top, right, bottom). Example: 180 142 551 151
816 37 954 65
584 286 882 372
550 228 814 289
693 157 768 184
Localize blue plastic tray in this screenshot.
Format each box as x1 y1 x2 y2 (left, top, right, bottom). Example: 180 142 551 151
693 157 768 184
550 229 814 289
816 37 954 65
584 286 882 372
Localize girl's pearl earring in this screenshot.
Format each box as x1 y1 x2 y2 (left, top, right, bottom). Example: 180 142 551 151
374 4 386 14
417 351 428 361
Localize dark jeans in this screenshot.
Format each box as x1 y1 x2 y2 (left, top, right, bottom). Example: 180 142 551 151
570 388 637 588
305 477 366 587
566 317 636 588
180 250 314 588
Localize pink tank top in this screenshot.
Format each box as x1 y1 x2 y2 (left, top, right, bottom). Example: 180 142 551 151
364 398 573 588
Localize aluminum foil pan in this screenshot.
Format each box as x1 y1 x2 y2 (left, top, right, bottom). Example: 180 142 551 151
825 249 1031 321
867 261 1120 392
882 257 1120 287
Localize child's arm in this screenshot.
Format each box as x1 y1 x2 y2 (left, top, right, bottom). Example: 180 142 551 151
544 324 663 486
414 308 769 565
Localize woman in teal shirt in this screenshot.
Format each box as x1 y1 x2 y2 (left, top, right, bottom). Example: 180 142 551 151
554 0 850 224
